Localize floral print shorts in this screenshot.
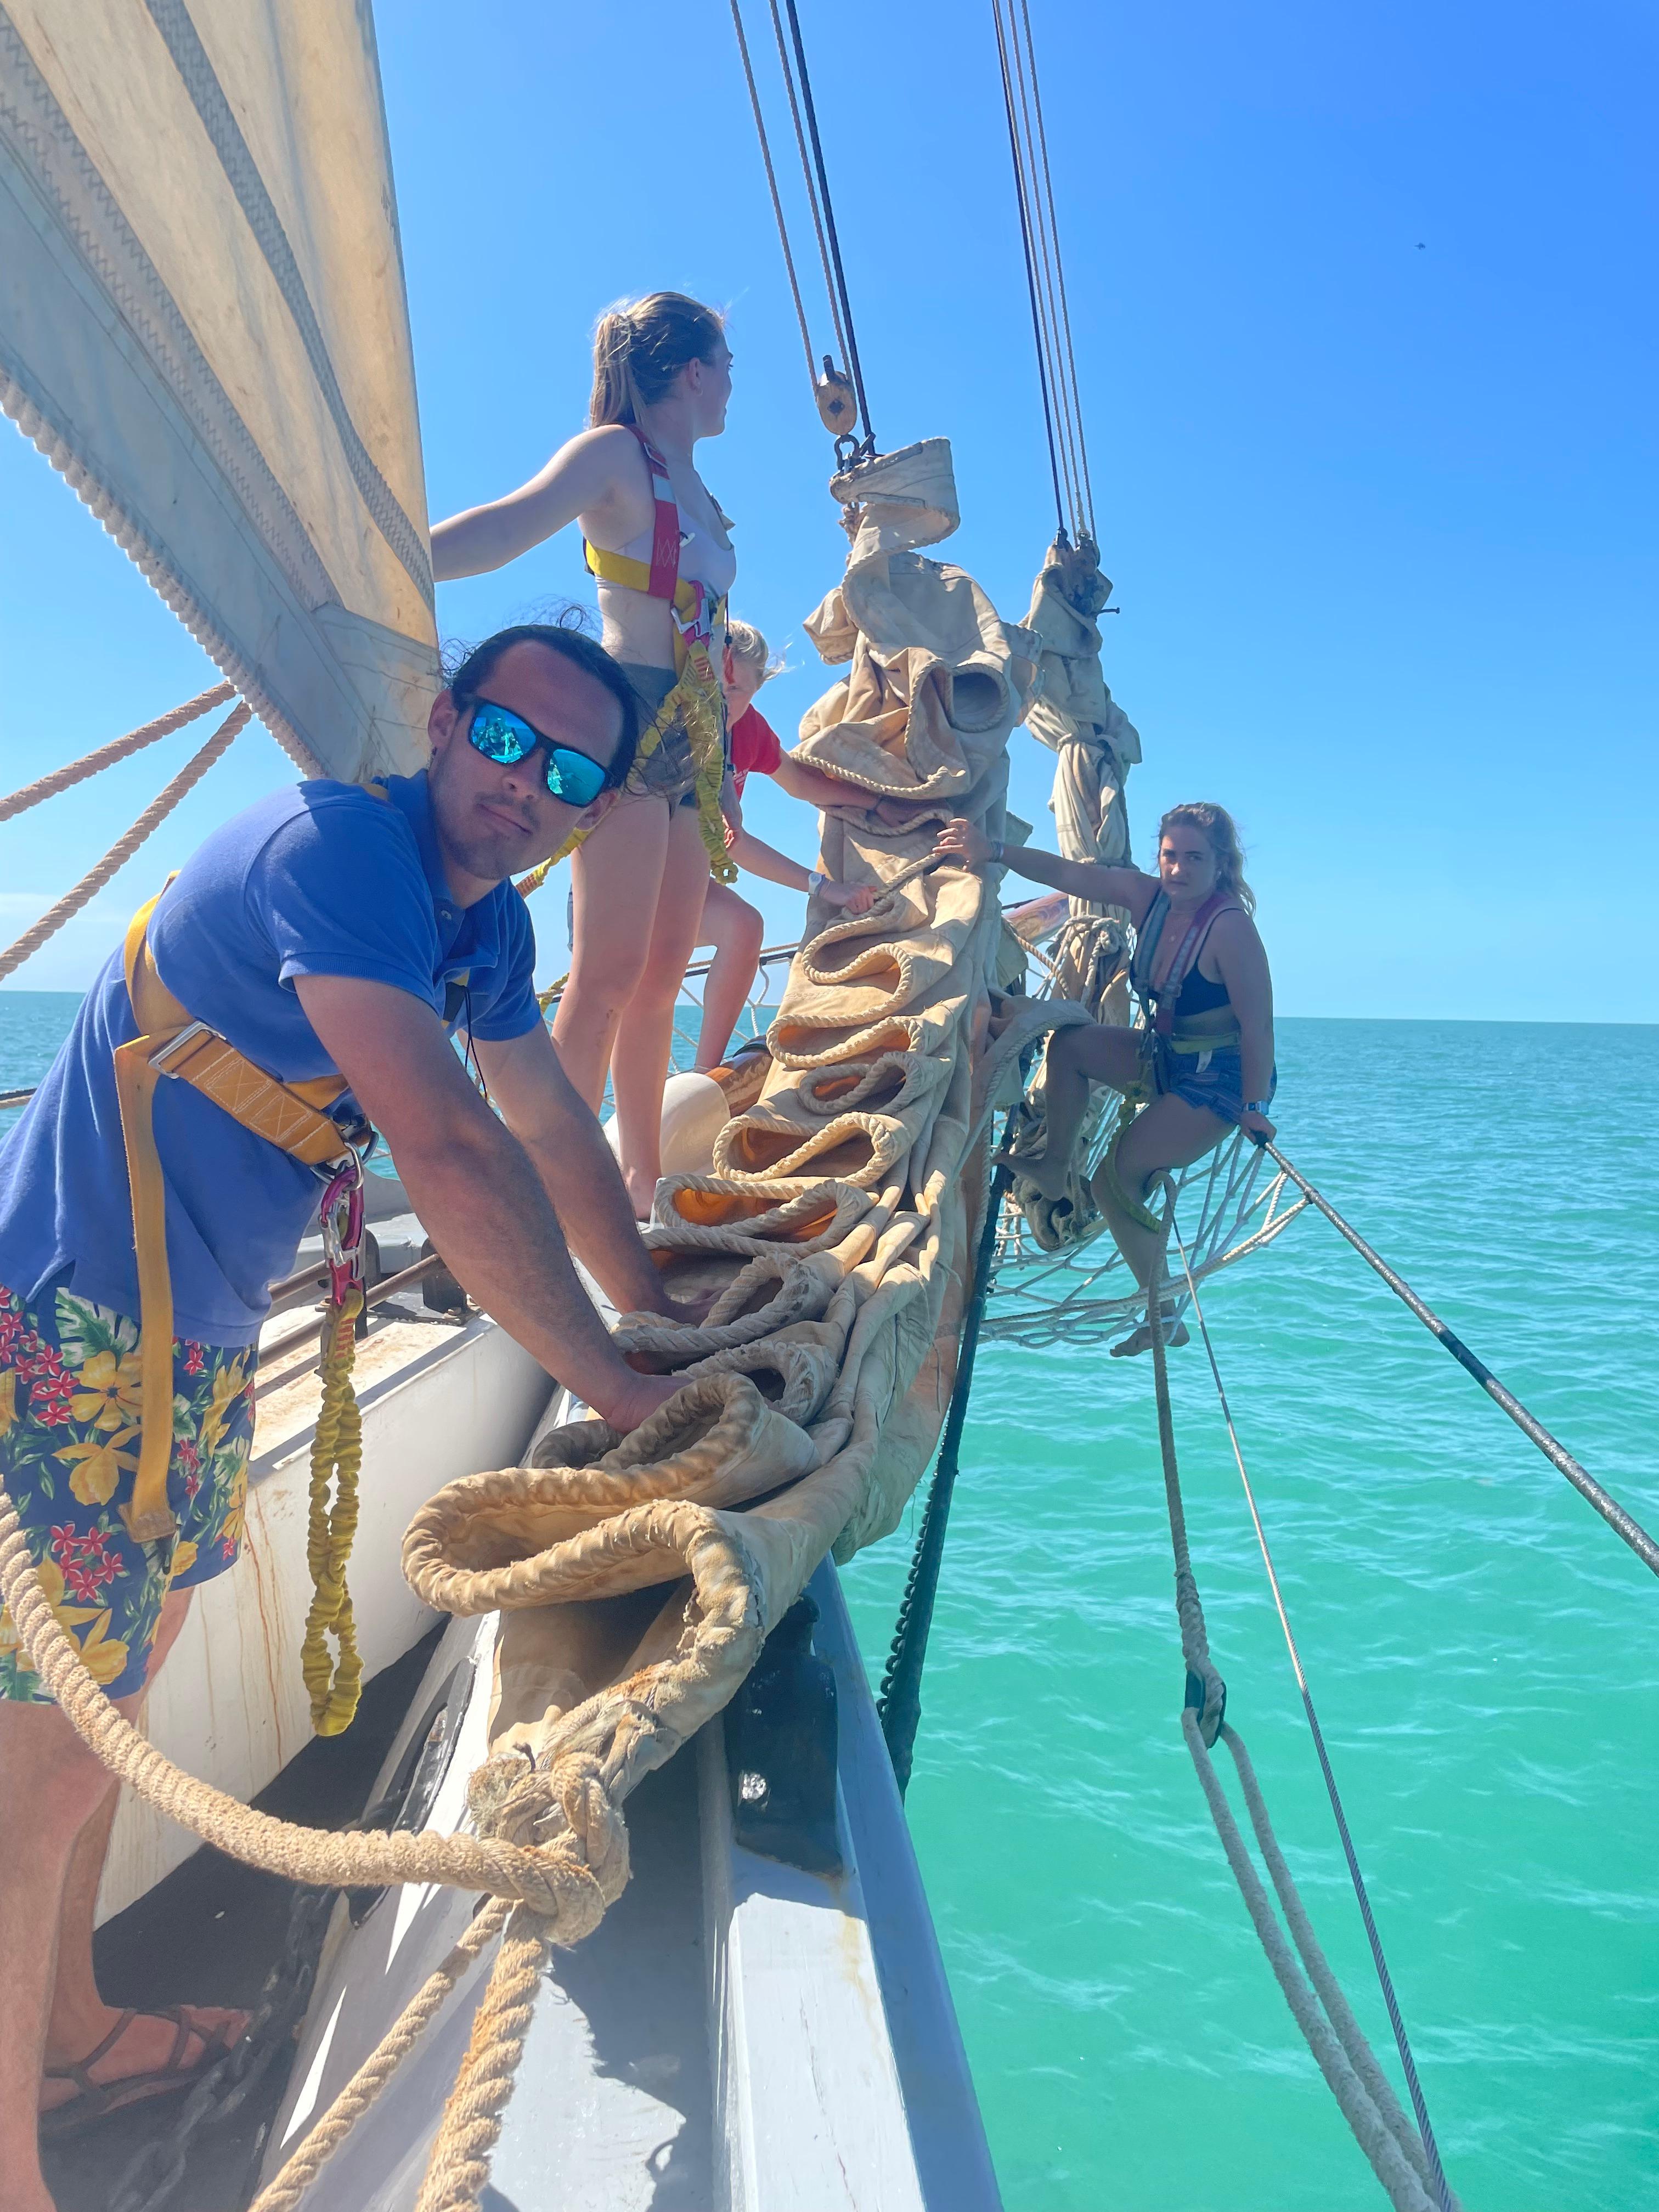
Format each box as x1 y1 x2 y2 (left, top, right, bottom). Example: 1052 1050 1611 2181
0 1282 257 1703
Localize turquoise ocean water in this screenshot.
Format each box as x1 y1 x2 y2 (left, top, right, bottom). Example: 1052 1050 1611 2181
3 998 1655 2210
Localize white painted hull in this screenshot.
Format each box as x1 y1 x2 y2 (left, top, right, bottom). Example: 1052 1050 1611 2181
261 1564 1000 2211
99 1313 552 1924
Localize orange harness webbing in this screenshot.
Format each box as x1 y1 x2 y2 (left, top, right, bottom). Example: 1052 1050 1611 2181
111 893 356 1541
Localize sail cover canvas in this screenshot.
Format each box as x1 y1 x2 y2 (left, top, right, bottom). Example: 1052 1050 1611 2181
0 0 436 778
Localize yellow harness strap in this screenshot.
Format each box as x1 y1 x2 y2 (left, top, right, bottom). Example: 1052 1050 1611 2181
580 543 737 887
112 893 353 1541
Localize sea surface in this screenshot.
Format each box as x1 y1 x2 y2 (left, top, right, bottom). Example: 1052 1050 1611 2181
3 1000 1655 2211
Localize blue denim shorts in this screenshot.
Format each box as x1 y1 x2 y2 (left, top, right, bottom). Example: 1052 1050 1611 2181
1153 1042 1276 1125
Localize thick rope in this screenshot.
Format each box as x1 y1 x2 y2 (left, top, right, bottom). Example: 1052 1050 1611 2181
300 1289 365 1736
1144 1205 1226 1739
1170 1217 1457 2208
1183 1714 1442 2212
1145 1216 1459 2212
0 703 250 984
414 1911 549 2212
0 1479 627 1916
0 684 233 823
247 1899 511 2212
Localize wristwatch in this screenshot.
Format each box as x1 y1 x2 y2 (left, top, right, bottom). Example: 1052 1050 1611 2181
806 869 826 895
1243 1099 1272 1115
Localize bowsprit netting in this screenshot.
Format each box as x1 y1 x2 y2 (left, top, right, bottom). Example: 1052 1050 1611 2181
984 1049 1305 1348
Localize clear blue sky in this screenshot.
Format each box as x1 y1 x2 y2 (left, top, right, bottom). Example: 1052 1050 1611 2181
2 1 1653 1016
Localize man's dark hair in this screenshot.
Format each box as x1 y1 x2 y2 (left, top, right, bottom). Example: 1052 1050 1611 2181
443 618 640 790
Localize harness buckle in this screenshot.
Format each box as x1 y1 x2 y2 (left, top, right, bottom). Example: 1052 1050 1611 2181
148 1020 215 1074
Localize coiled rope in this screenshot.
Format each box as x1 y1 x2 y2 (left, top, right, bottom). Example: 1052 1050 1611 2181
1143 1204 1459 2212
0 1469 635 2210
0 701 250 984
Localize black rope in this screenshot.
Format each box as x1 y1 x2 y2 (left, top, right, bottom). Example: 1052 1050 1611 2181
1260 1140 1659 1580
878 1130 1015 1795
782 0 874 454
993 1 1066 538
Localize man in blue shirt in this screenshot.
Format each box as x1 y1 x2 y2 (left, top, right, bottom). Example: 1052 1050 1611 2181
0 623 690 2181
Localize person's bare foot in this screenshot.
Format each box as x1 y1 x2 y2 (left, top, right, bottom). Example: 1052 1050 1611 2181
40 2002 249 2115
1109 1314 1190 1360
994 1143 1071 1202
624 1167 661 1224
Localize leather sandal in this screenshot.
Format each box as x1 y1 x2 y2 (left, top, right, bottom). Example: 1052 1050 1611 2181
38 2006 244 2137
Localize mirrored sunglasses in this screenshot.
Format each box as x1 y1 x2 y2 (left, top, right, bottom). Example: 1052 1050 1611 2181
463 698 610 809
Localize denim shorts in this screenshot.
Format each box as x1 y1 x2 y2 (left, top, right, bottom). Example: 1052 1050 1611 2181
1153 1042 1277 1125
0 1280 256 1702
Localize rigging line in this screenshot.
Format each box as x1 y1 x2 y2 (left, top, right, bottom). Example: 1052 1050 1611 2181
1169 1221 1458 2212
1015 0 1096 536
878 1125 1019 1794
764 0 851 379
729 0 818 387
992 2 1066 535
997 0 1080 530
1260 1141 1659 1579
1005 5 1088 539
782 0 876 448
998 2 1086 542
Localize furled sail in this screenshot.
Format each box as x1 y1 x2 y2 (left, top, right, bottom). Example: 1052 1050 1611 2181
0 0 435 779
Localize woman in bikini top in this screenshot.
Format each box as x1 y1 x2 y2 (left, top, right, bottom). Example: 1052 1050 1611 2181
432 292 742 1217
934 801 1277 1355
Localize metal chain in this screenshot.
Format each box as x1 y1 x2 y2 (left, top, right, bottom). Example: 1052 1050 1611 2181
107 1882 340 2212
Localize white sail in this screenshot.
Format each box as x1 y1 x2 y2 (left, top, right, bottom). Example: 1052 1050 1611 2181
0 0 435 779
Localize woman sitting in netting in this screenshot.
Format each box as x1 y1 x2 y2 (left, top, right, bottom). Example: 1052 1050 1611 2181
935 803 1276 1344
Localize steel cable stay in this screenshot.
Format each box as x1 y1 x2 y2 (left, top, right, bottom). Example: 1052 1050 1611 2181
1259 1140 1659 1579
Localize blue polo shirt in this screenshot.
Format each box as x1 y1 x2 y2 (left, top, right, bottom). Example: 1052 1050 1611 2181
0 772 538 1346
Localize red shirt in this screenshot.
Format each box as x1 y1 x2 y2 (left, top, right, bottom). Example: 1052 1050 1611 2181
729 705 783 798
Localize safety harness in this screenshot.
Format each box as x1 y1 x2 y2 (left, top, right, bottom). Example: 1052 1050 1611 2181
582 425 737 884
112 887 375 1734
1097 888 1244 1235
